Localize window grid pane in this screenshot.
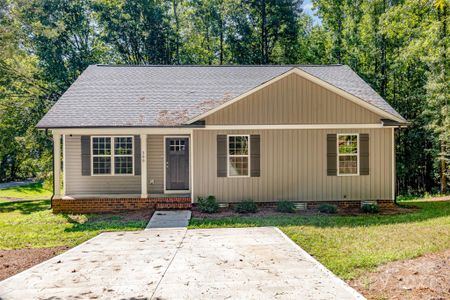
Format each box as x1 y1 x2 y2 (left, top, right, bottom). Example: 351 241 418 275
115 156 133 174
229 157 249 176
229 136 249 155
93 137 111 155
93 157 111 174
339 156 357 174
338 135 358 154
114 137 133 155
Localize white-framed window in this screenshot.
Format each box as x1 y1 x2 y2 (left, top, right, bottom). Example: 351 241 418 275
337 134 359 176
227 135 250 177
91 136 134 176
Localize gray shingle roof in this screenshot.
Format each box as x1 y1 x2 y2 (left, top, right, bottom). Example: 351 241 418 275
37 65 405 128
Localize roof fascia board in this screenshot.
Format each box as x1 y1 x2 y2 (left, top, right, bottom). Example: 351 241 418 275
186 67 404 124
201 124 386 130
51 127 194 135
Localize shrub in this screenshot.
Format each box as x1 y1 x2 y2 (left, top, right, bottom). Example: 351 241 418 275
361 203 380 214
276 201 296 213
318 203 337 214
234 200 258 213
197 195 219 213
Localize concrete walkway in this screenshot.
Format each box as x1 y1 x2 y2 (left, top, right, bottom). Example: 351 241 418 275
146 210 192 229
0 227 364 300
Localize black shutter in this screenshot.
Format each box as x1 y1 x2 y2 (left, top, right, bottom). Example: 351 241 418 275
327 134 337 176
81 136 91 176
134 135 141 175
250 135 260 177
217 135 227 177
360 134 369 175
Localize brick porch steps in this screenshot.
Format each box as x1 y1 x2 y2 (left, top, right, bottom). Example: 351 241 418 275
52 197 192 213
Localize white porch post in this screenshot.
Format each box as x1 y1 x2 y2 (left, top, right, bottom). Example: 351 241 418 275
140 134 148 198
53 132 61 199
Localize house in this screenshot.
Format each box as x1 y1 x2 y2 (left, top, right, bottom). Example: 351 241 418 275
37 65 408 213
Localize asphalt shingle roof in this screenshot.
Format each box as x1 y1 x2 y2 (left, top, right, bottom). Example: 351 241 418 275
37 65 405 128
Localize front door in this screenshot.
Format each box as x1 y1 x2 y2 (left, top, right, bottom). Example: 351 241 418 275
165 137 189 191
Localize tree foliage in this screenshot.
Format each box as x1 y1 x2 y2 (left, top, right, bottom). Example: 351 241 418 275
0 0 448 194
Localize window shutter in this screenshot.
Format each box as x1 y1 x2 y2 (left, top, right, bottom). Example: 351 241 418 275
81 136 91 176
134 135 141 175
217 135 227 177
327 134 337 176
250 135 260 177
360 134 369 175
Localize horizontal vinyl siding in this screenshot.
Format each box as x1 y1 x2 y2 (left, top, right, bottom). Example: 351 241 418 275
147 135 164 193
204 73 382 125
65 135 140 195
193 128 393 202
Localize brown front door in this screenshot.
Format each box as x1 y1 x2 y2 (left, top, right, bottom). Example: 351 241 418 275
165 137 189 191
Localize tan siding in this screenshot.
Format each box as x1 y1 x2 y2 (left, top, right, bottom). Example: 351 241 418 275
147 135 164 193
193 128 393 202
204 73 382 125
65 135 140 195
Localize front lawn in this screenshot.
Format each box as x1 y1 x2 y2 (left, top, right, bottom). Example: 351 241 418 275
0 182 52 202
189 201 450 280
0 200 150 250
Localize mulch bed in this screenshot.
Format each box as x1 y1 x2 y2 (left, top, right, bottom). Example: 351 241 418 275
0 246 69 281
86 209 154 223
349 249 450 300
191 205 417 219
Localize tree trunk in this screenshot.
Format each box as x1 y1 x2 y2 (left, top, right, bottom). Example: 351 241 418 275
219 17 224 65
172 0 180 64
441 143 447 193
261 0 267 64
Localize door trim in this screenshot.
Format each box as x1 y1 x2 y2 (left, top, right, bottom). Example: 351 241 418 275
163 136 191 194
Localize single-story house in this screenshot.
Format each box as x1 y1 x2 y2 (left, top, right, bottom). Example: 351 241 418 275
37 65 408 213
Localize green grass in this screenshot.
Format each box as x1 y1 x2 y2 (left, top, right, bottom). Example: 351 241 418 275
0 200 148 250
189 201 450 280
0 182 52 202
396 192 449 202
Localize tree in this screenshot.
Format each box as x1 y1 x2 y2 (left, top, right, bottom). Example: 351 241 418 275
93 0 175 64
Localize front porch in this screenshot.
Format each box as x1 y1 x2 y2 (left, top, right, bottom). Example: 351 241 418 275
51 128 195 213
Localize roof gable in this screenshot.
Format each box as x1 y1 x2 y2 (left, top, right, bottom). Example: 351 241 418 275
203 72 384 125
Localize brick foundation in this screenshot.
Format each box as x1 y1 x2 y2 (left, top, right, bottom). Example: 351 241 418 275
52 197 192 213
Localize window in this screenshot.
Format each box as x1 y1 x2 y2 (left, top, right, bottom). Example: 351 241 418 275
169 139 186 152
337 134 359 175
228 135 250 177
92 136 134 175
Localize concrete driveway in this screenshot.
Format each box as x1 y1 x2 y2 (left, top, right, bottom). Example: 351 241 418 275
0 227 363 299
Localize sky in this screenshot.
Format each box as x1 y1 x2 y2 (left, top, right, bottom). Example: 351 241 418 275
302 0 321 25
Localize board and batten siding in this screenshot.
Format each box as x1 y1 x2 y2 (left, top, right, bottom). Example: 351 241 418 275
193 128 393 203
204 73 382 125
65 135 167 195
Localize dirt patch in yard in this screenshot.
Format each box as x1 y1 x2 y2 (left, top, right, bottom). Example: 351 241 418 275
87 209 154 223
0 246 69 281
192 205 417 219
349 249 450 300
